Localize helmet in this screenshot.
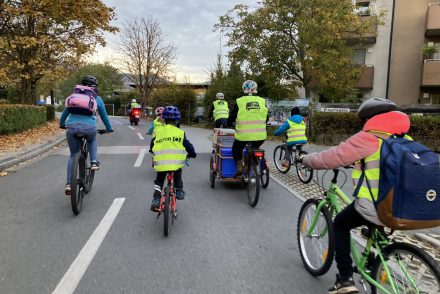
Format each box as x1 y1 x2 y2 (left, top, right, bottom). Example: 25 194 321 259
81 75 98 87
242 80 257 94
291 107 300 116
131 99 137 103
216 92 224 100
155 106 164 116
162 106 181 121
357 97 398 120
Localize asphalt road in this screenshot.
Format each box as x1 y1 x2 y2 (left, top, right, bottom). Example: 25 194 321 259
0 117 335 294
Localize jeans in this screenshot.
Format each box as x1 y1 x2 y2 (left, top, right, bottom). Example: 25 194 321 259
153 169 183 199
232 139 265 162
285 144 302 161
215 118 228 128
334 202 372 278
66 124 97 184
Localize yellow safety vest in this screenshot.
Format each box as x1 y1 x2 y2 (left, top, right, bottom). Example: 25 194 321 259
131 102 140 108
153 125 186 172
213 100 229 121
287 120 307 144
235 96 268 141
152 117 164 137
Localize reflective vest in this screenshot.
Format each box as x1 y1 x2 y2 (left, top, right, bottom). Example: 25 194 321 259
235 96 268 141
131 102 140 109
213 100 229 121
152 117 164 136
153 125 186 172
287 120 307 144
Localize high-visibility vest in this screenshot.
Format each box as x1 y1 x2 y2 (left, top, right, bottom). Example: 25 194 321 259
213 100 229 121
153 125 186 172
131 102 140 108
287 120 307 144
235 96 268 141
152 117 165 137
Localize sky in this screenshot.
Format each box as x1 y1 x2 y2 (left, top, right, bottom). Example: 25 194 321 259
90 0 257 83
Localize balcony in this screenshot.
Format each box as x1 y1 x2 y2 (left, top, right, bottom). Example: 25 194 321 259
356 65 374 90
422 60 440 87
343 16 378 44
426 3 440 38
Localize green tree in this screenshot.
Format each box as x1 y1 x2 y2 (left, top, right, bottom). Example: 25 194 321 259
216 0 376 100
0 0 117 104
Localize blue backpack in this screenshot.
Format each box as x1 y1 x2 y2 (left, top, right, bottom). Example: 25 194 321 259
364 135 440 230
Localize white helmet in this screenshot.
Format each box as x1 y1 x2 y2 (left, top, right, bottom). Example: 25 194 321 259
242 80 258 94
131 99 137 103
216 92 224 100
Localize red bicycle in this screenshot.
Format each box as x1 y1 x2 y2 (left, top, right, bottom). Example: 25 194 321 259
156 172 177 237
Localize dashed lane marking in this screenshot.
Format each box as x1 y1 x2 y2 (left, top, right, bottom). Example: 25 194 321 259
134 148 147 167
128 126 135 130
137 133 144 140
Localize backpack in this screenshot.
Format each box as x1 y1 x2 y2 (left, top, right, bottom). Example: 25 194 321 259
362 135 440 230
65 85 98 115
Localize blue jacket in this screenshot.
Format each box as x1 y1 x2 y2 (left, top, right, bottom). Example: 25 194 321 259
60 96 113 131
274 115 307 146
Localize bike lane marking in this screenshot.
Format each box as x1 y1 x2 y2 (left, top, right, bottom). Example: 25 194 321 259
127 126 135 130
52 198 126 294
137 133 144 140
133 148 147 167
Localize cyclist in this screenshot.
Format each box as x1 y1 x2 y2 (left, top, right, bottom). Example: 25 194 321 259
301 98 409 294
147 106 165 136
227 80 268 178
209 92 229 128
150 106 197 211
60 75 113 195
273 106 307 167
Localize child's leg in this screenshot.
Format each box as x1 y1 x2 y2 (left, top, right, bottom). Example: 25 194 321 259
173 169 183 189
151 171 167 210
284 145 293 161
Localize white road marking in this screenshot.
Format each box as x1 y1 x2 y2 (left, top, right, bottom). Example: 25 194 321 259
112 120 123 125
57 146 149 155
137 133 144 140
52 198 126 294
127 126 135 130
134 148 147 167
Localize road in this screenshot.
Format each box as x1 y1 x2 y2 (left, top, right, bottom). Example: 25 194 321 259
0 117 335 294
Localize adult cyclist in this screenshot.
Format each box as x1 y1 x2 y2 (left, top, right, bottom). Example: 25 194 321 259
209 92 229 128
227 80 268 178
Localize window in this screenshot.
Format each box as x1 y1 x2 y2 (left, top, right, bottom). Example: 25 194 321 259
352 49 367 65
434 43 440 60
354 2 370 16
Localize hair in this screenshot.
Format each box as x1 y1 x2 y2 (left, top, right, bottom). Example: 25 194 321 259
291 107 300 116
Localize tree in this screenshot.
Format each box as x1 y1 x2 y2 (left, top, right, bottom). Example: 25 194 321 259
119 16 177 107
0 0 117 104
216 0 376 100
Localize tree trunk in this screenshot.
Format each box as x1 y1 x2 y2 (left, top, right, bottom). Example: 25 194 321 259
19 78 30 104
30 79 38 104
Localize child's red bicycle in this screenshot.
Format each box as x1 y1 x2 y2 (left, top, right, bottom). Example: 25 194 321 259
156 171 177 237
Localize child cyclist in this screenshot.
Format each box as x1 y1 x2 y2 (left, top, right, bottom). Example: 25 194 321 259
147 106 165 136
150 106 197 211
274 107 307 167
301 98 409 294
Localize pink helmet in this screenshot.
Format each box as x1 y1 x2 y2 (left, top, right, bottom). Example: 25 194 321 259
155 106 164 116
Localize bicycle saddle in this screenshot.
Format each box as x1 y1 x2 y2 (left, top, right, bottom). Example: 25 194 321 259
74 133 86 139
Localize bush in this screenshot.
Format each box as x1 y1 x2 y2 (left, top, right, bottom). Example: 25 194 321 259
150 85 196 123
0 105 47 135
43 105 55 121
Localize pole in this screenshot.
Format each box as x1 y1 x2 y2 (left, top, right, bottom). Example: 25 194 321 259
187 103 190 125
50 89 54 105
385 0 396 99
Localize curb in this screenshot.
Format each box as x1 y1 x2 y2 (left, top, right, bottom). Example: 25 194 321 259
0 135 66 171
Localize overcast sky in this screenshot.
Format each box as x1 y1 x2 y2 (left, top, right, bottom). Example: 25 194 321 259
90 0 257 83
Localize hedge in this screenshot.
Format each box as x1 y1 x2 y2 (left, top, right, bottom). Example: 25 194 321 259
310 112 440 151
0 105 47 135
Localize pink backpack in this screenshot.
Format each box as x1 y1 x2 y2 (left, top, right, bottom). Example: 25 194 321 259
65 85 98 115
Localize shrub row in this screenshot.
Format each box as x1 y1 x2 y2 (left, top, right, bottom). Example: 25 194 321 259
0 105 47 135
310 112 440 151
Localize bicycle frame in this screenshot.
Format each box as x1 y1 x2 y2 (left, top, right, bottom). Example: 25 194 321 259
159 172 177 215
306 171 409 294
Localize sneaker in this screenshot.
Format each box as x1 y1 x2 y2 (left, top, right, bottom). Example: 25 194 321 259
233 161 244 178
328 275 359 294
150 198 160 212
281 159 290 167
65 184 71 195
91 161 100 170
175 189 185 200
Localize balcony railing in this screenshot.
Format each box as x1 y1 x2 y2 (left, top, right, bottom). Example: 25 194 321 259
343 16 378 44
355 65 374 90
422 59 440 87
426 3 440 38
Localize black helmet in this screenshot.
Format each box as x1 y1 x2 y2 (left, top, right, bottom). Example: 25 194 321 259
357 97 398 120
291 107 300 116
81 75 98 87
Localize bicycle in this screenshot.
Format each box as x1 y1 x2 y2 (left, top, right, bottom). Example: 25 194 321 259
156 171 177 237
69 129 108 215
242 143 269 207
273 141 313 183
296 168 440 293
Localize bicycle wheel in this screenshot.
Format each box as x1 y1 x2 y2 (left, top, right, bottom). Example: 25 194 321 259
246 158 260 207
273 145 290 173
296 151 313 184
209 153 216 189
297 198 334 276
163 185 171 237
85 156 95 194
70 153 85 215
370 242 440 294
260 158 269 189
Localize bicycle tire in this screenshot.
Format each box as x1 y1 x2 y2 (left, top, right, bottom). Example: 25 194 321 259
247 158 260 207
85 155 95 193
209 153 216 189
273 145 290 173
260 159 269 189
163 185 171 237
70 153 84 215
296 151 313 184
297 198 334 276
370 242 440 294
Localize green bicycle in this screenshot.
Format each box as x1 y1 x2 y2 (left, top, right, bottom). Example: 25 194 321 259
297 168 440 294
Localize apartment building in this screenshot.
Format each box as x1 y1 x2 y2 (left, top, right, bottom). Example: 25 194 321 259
351 0 440 105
